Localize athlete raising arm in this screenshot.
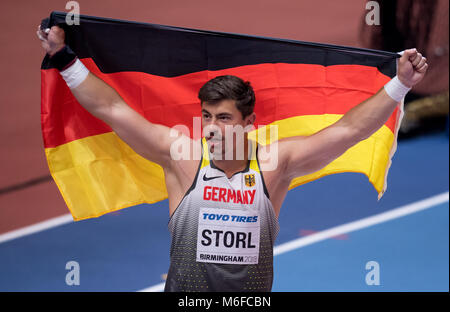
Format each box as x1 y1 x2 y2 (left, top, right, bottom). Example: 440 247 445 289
37 24 427 292
37 25 202 217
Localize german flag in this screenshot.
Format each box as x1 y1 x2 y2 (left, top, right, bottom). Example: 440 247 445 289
41 12 402 221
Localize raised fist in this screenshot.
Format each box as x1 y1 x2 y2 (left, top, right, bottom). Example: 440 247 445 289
36 25 65 57
397 48 428 88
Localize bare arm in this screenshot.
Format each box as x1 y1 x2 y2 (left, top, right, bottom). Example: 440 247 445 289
37 25 184 167
71 73 179 166
278 48 428 181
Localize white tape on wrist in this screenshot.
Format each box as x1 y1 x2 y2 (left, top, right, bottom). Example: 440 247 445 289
59 58 89 89
384 76 411 102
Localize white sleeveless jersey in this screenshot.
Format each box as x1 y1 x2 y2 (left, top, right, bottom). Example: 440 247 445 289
164 138 279 292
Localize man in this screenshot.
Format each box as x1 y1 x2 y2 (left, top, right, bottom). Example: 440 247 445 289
37 25 428 291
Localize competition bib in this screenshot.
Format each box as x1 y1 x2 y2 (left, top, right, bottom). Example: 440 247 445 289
196 207 260 265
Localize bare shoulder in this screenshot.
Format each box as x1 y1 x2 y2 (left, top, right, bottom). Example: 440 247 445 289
165 137 202 180
256 143 292 216
256 141 292 182
165 138 203 215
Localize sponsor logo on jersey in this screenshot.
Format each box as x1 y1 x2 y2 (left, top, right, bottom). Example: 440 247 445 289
202 174 222 181
197 207 260 265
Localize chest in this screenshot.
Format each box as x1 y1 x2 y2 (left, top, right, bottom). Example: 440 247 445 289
191 166 263 208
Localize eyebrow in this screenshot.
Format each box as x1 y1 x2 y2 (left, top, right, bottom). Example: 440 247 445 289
201 109 232 117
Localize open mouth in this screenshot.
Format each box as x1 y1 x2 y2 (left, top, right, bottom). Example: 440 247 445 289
206 136 222 143
208 140 222 148
206 137 224 152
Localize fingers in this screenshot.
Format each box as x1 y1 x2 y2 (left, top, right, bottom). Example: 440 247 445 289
401 48 417 62
409 49 428 73
36 30 44 41
410 50 428 73
36 25 46 41
416 56 427 69
416 62 428 73
36 24 50 41
400 48 428 72
411 52 423 67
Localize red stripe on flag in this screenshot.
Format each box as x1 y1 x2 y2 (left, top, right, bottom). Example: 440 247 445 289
41 58 396 148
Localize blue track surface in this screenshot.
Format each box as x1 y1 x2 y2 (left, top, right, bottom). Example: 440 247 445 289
0 132 448 291
273 202 449 291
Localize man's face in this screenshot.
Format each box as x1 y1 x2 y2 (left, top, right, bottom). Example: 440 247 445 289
201 99 255 160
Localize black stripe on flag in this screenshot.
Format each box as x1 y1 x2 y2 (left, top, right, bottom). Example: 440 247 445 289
41 11 398 78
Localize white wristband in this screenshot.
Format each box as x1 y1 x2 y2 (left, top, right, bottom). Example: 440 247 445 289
60 58 89 89
384 76 411 102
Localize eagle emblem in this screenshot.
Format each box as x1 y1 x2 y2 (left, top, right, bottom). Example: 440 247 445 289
244 174 256 187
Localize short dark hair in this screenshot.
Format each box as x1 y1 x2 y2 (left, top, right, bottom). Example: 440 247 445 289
198 75 255 119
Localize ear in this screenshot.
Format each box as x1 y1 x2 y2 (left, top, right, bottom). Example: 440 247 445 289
245 112 256 126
